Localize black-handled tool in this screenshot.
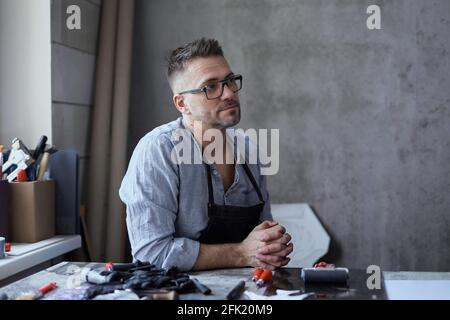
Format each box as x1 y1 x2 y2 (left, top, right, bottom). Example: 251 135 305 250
32 135 48 160
191 278 212 295
105 261 154 272
226 280 245 300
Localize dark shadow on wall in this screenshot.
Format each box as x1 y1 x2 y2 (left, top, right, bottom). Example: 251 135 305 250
309 204 343 265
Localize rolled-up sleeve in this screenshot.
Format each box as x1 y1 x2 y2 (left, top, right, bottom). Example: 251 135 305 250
119 135 200 271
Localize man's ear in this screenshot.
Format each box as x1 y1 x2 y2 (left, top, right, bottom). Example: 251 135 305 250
173 94 191 115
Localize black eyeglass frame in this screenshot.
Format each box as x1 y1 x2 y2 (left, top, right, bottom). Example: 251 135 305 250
178 74 243 100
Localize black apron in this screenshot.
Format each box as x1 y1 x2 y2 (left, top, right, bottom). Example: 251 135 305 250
198 162 265 244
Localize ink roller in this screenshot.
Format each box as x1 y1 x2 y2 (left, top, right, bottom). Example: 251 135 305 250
301 267 349 284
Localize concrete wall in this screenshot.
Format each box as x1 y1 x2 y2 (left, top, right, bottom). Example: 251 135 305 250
51 0 102 202
129 0 450 271
0 0 52 147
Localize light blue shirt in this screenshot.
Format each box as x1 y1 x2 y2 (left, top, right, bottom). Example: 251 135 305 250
119 117 272 271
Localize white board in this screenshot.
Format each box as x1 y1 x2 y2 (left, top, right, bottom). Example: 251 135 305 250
271 203 330 268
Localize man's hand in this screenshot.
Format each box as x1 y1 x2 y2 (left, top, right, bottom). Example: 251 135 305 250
256 233 293 269
238 220 294 270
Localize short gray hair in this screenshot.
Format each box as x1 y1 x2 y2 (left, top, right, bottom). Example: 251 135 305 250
166 38 224 88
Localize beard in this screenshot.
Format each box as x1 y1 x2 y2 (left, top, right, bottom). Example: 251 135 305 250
215 100 241 128
186 100 241 130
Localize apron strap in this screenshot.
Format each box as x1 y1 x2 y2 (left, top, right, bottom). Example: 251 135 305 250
205 164 214 207
242 162 265 204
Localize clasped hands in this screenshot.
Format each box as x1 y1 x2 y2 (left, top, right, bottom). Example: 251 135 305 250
239 221 293 270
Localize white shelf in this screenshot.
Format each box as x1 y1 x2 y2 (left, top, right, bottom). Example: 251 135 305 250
0 235 81 280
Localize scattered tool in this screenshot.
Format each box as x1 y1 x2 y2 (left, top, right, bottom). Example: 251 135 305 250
104 261 154 272
82 268 122 285
191 278 212 295
36 144 57 181
82 264 194 300
2 138 34 182
38 282 58 297
252 268 264 282
301 261 349 284
85 261 162 287
226 280 246 300
15 282 57 300
256 269 273 287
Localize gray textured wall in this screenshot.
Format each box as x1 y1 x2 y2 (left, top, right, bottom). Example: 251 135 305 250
129 0 450 271
51 0 102 203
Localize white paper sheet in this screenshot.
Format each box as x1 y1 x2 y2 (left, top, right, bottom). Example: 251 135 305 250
385 280 450 300
244 289 315 300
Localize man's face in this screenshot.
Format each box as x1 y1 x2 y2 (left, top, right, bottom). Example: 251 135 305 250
176 56 241 129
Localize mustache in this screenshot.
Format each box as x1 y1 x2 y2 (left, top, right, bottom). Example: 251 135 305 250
219 101 240 111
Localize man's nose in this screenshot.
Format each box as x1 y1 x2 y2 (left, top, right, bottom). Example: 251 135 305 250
221 83 236 100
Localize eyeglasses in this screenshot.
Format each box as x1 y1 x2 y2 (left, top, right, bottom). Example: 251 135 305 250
178 74 243 100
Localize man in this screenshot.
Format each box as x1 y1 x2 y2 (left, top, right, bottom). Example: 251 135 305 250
119 38 293 271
